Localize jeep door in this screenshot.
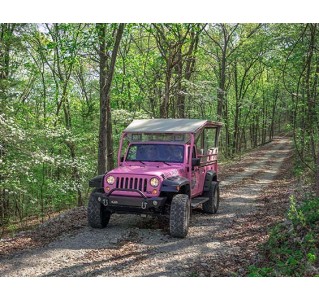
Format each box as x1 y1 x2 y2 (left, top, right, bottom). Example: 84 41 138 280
190 145 205 197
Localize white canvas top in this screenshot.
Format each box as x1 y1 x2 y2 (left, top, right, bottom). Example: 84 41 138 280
123 119 219 134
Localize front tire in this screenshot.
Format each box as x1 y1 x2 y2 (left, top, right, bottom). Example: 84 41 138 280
202 181 220 214
87 191 111 228
169 194 190 238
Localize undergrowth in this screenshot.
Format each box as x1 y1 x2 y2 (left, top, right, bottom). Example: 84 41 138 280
248 195 319 276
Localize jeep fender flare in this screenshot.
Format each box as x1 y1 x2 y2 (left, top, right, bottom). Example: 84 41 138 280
89 174 106 190
161 176 190 196
203 171 217 192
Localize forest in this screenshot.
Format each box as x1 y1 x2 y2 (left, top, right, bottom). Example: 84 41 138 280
0 23 318 231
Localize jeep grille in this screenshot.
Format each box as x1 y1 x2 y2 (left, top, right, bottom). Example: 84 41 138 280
116 177 148 192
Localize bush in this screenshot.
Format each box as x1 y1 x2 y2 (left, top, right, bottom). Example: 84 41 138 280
248 196 319 277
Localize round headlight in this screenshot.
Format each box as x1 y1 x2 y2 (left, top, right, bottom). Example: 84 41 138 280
150 177 159 187
106 175 115 185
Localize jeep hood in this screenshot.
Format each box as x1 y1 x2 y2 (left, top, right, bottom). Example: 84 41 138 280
108 164 186 179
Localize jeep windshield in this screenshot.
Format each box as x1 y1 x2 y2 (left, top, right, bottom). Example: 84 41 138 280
126 144 184 163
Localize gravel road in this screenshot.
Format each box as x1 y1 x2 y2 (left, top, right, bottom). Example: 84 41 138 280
0 137 293 277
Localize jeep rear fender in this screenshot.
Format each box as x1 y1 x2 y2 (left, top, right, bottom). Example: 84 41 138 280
161 176 190 195
203 171 217 192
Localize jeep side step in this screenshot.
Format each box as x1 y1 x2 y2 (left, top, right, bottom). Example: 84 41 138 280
191 196 209 208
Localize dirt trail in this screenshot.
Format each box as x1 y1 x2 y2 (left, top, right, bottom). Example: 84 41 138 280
0 137 293 277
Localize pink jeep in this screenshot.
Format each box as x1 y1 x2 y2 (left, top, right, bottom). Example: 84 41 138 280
88 119 223 238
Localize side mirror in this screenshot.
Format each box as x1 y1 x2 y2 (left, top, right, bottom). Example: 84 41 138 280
192 158 200 167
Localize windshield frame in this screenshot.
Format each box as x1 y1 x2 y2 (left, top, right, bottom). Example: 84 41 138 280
125 142 185 164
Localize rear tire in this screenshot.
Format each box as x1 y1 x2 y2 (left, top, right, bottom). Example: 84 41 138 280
87 191 111 228
202 181 219 214
169 194 190 238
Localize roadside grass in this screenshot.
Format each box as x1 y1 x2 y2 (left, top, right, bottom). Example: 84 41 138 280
248 195 319 277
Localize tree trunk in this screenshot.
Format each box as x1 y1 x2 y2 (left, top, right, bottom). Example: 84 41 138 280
269 89 278 140
97 23 124 174
175 29 199 119
176 49 184 118
160 67 171 118
316 143 319 197
0 24 15 80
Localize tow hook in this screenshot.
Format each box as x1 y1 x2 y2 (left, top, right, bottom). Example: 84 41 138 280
141 201 147 209
98 196 108 206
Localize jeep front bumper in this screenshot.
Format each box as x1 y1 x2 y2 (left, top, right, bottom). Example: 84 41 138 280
91 191 167 214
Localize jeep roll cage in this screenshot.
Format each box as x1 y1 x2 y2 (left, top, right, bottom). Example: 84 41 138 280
118 119 223 186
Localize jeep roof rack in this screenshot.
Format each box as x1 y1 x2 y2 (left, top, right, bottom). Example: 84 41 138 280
123 119 223 134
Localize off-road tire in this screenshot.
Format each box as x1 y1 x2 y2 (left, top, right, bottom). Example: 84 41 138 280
87 191 111 228
202 181 219 214
169 194 190 238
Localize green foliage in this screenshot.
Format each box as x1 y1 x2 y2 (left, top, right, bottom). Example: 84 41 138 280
1 23 319 233
248 266 274 277
248 197 319 276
